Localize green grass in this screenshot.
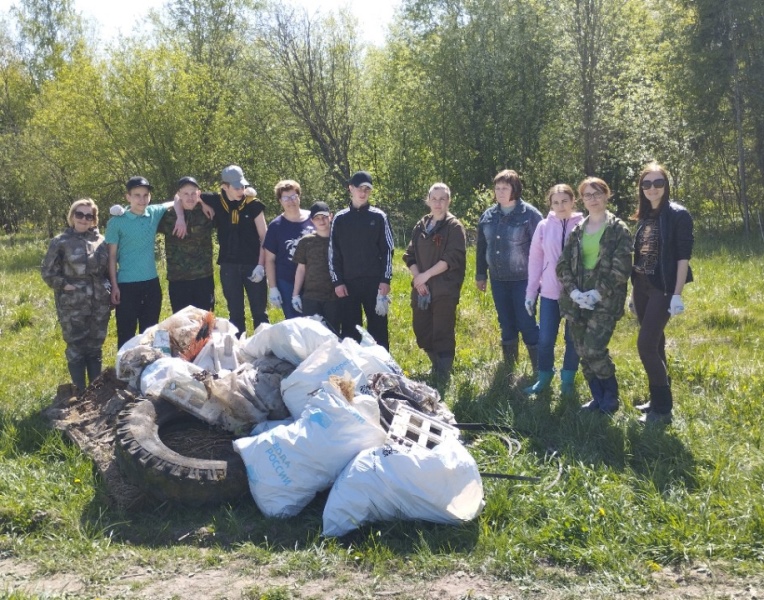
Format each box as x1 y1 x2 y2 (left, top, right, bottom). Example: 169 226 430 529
1 230 764 595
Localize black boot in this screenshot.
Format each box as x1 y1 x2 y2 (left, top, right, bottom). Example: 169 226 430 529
435 353 454 381
598 375 620 414
427 351 439 375
502 341 519 367
581 377 603 411
67 359 87 394
525 344 539 374
85 350 103 387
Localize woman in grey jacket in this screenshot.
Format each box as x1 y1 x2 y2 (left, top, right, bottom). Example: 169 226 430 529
476 169 543 376
631 163 694 424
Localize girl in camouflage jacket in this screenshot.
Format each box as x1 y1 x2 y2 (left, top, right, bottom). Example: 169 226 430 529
557 178 632 414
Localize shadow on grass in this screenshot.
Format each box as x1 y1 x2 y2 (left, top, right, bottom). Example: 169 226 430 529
451 363 697 494
78 484 480 557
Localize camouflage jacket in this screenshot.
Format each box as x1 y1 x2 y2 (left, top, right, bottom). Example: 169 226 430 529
41 227 111 343
158 205 215 281
556 212 632 322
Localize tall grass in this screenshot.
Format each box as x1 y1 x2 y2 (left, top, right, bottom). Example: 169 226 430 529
1 230 763 592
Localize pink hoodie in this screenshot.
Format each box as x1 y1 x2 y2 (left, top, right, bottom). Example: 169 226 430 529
525 210 584 301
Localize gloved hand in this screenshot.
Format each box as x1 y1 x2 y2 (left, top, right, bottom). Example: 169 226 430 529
375 292 390 316
668 294 684 316
584 289 602 307
269 287 282 309
524 298 535 317
570 289 588 309
110 205 126 216
291 295 303 313
417 291 431 311
248 265 265 283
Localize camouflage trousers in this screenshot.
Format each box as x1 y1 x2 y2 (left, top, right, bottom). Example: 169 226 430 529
568 311 618 381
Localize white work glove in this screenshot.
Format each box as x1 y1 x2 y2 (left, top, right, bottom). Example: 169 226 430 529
110 205 126 216
375 292 390 317
248 265 265 283
524 298 535 317
291 295 303 313
269 287 282 309
570 289 587 308
584 289 602 307
668 294 684 316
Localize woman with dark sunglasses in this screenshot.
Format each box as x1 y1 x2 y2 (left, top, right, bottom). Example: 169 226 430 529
41 198 112 393
630 162 694 424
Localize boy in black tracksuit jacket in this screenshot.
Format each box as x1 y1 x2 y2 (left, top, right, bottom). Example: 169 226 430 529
328 171 394 349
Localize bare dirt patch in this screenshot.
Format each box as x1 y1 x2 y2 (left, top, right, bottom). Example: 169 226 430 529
2 557 762 599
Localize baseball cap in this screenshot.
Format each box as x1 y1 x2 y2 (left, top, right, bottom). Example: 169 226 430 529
126 176 153 192
349 171 373 189
177 176 200 189
221 165 249 188
309 201 331 219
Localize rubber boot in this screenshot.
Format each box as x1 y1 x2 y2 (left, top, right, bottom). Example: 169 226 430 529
427 351 439 375
523 370 554 395
560 370 577 396
581 377 603 411
525 344 539 374
502 341 519 367
85 351 102 388
67 359 87 395
598 375 620 414
435 353 454 380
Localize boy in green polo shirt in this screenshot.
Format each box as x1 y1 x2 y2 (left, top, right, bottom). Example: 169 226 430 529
106 176 181 349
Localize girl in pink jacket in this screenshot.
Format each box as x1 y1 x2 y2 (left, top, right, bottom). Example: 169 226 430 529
523 184 584 395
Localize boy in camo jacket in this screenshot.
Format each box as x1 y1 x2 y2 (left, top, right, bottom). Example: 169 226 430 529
158 177 216 313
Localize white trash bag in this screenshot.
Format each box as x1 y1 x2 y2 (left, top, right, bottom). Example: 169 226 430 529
239 316 337 366
232 381 387 518
322 438 485 537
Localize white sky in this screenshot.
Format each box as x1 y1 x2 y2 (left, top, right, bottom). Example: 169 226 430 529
0 0 398 46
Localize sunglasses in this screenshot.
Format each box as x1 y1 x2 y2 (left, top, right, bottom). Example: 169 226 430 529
641 178 666 190
73 210 95 221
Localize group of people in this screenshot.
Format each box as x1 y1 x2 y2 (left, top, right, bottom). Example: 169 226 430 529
41 162 693 426
472 165 693 425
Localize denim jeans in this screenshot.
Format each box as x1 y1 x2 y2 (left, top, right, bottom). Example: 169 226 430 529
489 278 538 346
276 278 299 320
538 296 579 371
219 263 268 337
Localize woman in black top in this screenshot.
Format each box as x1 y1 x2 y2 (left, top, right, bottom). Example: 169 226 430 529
631 163 694 424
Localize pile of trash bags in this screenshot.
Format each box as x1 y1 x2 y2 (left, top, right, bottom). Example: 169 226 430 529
115 306 484 537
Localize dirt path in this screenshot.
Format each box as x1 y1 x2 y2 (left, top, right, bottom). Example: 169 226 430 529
2 557 761 599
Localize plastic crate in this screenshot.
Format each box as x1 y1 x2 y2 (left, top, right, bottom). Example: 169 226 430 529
386 405 460 450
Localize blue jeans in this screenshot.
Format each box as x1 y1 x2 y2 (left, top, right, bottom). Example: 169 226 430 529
538 296 579 371
276 278 299 320
490 278 538 346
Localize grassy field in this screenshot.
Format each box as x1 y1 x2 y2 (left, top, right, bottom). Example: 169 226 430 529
1 228 763 598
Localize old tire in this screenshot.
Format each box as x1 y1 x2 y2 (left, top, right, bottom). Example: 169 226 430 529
115 397 249 506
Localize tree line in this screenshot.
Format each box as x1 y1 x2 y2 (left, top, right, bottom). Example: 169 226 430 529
1 0 763 239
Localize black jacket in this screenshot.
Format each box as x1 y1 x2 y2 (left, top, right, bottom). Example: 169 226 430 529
632 201 694 294
328 202 394 286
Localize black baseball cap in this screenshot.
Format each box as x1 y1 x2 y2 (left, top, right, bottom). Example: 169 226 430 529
177 176 200 189
126 176 153 192
348 171 373 189
309 201 331 218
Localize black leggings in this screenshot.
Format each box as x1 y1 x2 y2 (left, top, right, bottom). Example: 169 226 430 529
632 273 672 386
